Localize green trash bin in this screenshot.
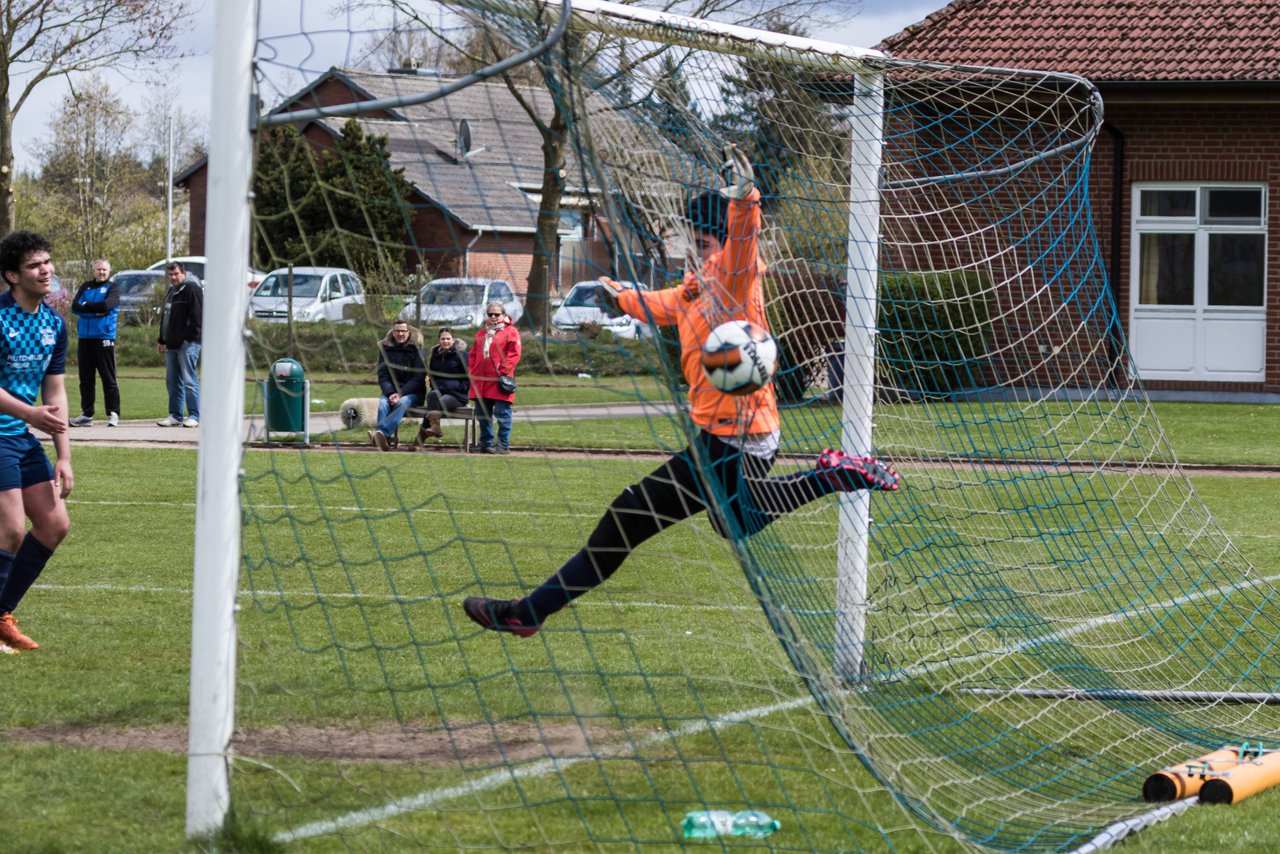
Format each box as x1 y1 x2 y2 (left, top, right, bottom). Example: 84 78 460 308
263 358 310 441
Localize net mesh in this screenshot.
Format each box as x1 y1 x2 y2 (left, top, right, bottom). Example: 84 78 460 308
224 2 1280 850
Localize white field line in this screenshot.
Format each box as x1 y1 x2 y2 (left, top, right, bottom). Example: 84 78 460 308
903 571 1280 679
274 694 815 843
36 581 758 612
63 500 1280 541
40 568 1280 620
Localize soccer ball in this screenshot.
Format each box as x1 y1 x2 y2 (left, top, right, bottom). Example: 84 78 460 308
700 320 778 395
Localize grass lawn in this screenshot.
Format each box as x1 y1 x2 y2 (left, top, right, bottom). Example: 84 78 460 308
85 368 1280 467
0 432 1277 851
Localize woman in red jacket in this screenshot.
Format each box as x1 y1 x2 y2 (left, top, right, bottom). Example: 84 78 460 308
468 302 520 454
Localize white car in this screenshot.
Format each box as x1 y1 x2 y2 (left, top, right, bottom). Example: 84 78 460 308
147 256 265 288
398 277 523 327
247 267 365 323
551 280 651 339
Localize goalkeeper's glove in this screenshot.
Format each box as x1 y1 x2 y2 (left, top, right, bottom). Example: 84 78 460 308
720 143 755 201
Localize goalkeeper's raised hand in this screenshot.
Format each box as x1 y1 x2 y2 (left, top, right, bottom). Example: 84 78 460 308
720 143 755 201
597 277 623 316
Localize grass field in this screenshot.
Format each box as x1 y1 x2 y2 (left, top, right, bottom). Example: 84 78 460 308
91 369 1280 467
4 369 1280 851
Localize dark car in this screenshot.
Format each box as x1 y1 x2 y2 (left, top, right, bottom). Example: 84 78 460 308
114 269 168 324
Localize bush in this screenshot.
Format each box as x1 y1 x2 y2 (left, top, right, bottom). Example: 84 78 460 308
518 328 682 381
877 271 991 398
765 268 992 402
111 320 675 380
764 267 846 404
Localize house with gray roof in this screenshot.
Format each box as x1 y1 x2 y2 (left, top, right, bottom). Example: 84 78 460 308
177 66 615 297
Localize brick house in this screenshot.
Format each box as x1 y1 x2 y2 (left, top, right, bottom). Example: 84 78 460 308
878 0 1280 396
176 67 615 298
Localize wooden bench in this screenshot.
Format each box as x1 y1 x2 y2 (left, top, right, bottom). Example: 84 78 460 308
338 397 477 452
404 404 477 453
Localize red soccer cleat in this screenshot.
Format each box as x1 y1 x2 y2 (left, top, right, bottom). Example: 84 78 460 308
462 597 540 637
815 449 901 493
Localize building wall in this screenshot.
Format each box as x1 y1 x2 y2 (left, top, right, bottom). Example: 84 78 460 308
183 166 208 258
1091 89 1280 393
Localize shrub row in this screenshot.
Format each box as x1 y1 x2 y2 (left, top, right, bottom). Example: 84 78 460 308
101 271 991 399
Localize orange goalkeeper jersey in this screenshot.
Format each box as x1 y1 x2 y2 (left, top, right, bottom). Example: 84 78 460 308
616 188 779 438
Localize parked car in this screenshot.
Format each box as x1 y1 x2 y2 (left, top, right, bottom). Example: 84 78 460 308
115 269 168 324
551 280 651 339
247 267 365 323
146 256 265 288
397 277 523 327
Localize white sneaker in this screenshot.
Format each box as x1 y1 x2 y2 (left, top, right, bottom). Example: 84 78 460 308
107 412 119 427
157 415 182 427
183 417 200 428
69 414 93 427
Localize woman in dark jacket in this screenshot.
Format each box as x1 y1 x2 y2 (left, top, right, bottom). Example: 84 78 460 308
370 320 426 450
413 327 470 444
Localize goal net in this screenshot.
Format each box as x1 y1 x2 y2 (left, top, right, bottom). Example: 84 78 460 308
196 0 1280 850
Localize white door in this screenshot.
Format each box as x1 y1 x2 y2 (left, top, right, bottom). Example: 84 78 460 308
1129 185 1267 382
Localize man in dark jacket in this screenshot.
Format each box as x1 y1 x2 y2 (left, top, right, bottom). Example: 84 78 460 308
155 261 203 427
68 258 120 427
370 320 426 450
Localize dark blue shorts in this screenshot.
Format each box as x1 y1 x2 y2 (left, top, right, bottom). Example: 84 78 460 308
0 432 55 492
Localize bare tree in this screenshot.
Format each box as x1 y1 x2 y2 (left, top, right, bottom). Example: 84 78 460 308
378 0 852 332
31 76 159 269
353 21 447 72
0 0 196 236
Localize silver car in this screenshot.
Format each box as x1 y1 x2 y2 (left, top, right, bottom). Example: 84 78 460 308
398 277 523 327
248 267 365 323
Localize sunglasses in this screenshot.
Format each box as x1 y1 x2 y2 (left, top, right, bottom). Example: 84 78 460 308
486 312 502 317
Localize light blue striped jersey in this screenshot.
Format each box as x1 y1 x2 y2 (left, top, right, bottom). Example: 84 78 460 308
0 290 67 436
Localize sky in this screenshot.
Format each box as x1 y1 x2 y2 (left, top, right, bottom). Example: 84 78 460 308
9 0 949 173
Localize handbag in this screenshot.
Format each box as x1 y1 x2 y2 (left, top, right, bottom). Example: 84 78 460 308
497 374 517 394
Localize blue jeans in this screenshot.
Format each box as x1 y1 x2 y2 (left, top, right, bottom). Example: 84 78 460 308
165 342 201 419
475 398 512 449
376 393 419 437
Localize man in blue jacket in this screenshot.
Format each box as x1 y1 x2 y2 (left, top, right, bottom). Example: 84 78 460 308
68 259 120 427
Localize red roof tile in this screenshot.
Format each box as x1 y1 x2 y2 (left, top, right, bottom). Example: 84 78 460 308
878 0 1280 82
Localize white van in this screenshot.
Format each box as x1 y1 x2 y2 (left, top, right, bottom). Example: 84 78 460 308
147 256 265 288
398 277 523 327
247 267 365 323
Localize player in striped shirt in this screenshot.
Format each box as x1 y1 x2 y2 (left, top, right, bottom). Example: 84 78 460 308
0 231 72 652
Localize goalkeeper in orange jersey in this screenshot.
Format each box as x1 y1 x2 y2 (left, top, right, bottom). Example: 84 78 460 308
464 146 900 636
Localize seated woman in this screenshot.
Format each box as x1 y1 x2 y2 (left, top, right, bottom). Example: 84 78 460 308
370 320 426 451
413 327 470 446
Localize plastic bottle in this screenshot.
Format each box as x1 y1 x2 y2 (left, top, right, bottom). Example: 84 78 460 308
682 810 735 839
680 809 780 839
730 809 781 838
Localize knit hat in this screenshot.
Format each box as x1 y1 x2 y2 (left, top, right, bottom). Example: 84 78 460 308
684 189 728 243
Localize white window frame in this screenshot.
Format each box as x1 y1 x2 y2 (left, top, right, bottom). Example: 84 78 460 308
1129 182 1268 382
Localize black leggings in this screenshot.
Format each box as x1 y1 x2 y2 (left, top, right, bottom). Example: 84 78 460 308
523 431 833 622
426 390 467 412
